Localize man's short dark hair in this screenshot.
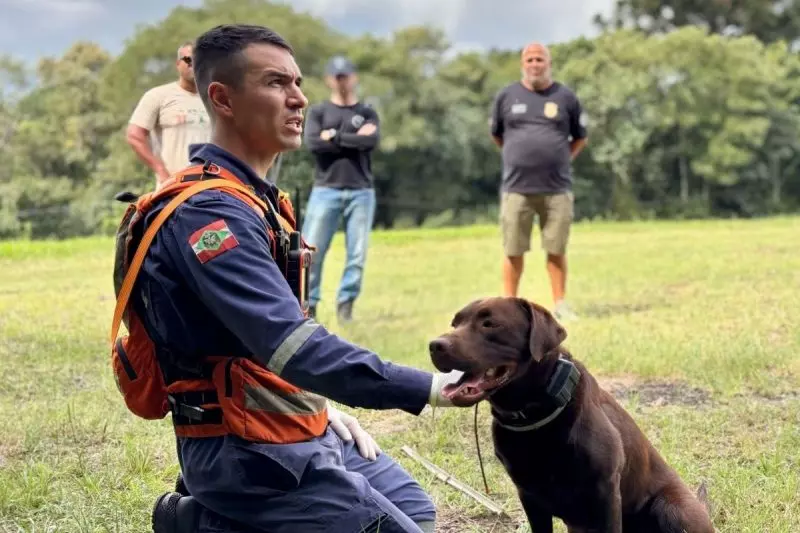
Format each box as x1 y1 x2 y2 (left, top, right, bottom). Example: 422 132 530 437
193 24 294 114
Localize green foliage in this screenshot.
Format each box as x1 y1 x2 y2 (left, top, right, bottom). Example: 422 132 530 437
0 0 799 239
596 0 800 44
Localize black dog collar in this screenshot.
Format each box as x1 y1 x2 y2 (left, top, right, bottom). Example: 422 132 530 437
491 355 581 432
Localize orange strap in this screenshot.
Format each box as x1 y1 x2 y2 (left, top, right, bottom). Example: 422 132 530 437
110 179 272 346
275 211 294 234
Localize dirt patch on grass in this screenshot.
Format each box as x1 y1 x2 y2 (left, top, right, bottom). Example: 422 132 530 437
436 507 521 532
599 376 800 407
579 301 657 318
599 377 713 407
738 389 800 403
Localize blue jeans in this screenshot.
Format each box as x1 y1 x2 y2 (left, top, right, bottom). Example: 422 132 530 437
301 187 377 306
178 427 436 532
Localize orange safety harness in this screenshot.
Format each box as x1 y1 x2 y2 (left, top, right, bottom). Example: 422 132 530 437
109 162 328 443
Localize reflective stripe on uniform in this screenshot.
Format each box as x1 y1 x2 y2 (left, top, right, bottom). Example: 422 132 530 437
267 320 319 375
244 387 327 415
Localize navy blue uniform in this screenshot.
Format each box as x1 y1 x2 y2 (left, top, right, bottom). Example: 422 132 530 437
133 143 436 532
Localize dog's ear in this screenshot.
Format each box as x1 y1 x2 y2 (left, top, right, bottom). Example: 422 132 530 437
519 299 567 362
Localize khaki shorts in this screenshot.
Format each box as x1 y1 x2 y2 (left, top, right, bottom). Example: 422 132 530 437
500 191 574 256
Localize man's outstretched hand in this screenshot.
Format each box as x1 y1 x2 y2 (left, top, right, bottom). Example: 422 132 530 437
429 370 473 407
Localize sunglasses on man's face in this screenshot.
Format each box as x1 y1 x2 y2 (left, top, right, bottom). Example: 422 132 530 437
180 56 192 66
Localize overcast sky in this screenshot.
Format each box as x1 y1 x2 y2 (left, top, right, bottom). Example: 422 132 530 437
0 0 615 63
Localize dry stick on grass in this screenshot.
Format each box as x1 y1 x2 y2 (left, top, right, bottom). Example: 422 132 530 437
400 445 508 517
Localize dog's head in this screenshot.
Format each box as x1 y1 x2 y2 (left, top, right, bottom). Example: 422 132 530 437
429 296 567 405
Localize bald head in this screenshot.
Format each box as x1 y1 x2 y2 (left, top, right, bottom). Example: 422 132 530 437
520 41 552 90
522 42 551 61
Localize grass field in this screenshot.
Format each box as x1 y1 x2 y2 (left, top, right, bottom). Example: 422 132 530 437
1 216 799 532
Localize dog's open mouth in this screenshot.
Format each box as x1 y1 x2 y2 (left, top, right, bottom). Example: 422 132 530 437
442 364 517 402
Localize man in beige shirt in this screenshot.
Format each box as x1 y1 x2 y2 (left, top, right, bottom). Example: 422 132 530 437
127 41 210 189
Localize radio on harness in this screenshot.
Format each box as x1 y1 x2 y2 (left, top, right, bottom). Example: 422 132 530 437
286 231 312 314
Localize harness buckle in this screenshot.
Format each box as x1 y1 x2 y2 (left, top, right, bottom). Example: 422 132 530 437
167 394 206 422
202 161 221 176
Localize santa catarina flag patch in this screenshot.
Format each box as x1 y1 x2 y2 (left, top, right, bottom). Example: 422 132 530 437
189 219 239 263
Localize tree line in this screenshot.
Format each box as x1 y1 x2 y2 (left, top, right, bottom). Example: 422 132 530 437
1 0 799 239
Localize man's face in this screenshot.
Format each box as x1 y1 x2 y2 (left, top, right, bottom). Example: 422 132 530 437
521 45 551 86
327 73 357 95
213 43 308 153
176 45 195 83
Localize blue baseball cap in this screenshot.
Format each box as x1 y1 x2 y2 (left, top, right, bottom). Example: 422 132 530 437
325 55 356 76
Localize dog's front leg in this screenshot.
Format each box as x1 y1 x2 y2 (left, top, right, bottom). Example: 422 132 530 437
519 492 553 533
594 472 623 533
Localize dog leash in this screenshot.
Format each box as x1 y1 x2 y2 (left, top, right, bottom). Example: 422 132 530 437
473 384 507 495
474 404 491 494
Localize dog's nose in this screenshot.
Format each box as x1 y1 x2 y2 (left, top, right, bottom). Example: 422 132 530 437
429 339 447 356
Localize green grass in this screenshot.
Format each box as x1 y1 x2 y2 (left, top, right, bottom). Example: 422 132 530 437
1 216 799 532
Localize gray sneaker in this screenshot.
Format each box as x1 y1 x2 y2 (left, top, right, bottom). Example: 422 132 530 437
554 300 579 322
337 300 354 323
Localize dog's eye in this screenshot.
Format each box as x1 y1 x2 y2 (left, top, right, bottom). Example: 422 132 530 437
482 319 497 329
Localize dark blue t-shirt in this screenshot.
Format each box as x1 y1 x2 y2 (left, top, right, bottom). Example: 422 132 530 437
490 81 587 195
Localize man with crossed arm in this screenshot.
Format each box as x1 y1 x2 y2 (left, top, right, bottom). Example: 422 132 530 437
302 56 379 323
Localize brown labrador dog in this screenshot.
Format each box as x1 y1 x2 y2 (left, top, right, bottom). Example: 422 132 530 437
429 296 715 533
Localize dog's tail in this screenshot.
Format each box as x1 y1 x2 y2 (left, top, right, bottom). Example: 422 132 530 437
696 480 709 511
696 480 721 532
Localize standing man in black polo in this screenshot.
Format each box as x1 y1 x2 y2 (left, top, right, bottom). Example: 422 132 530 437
489 41 587 322
302 55 380 323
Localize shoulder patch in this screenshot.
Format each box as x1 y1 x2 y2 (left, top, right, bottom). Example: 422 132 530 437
351 114 365 128
189 219 239 264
